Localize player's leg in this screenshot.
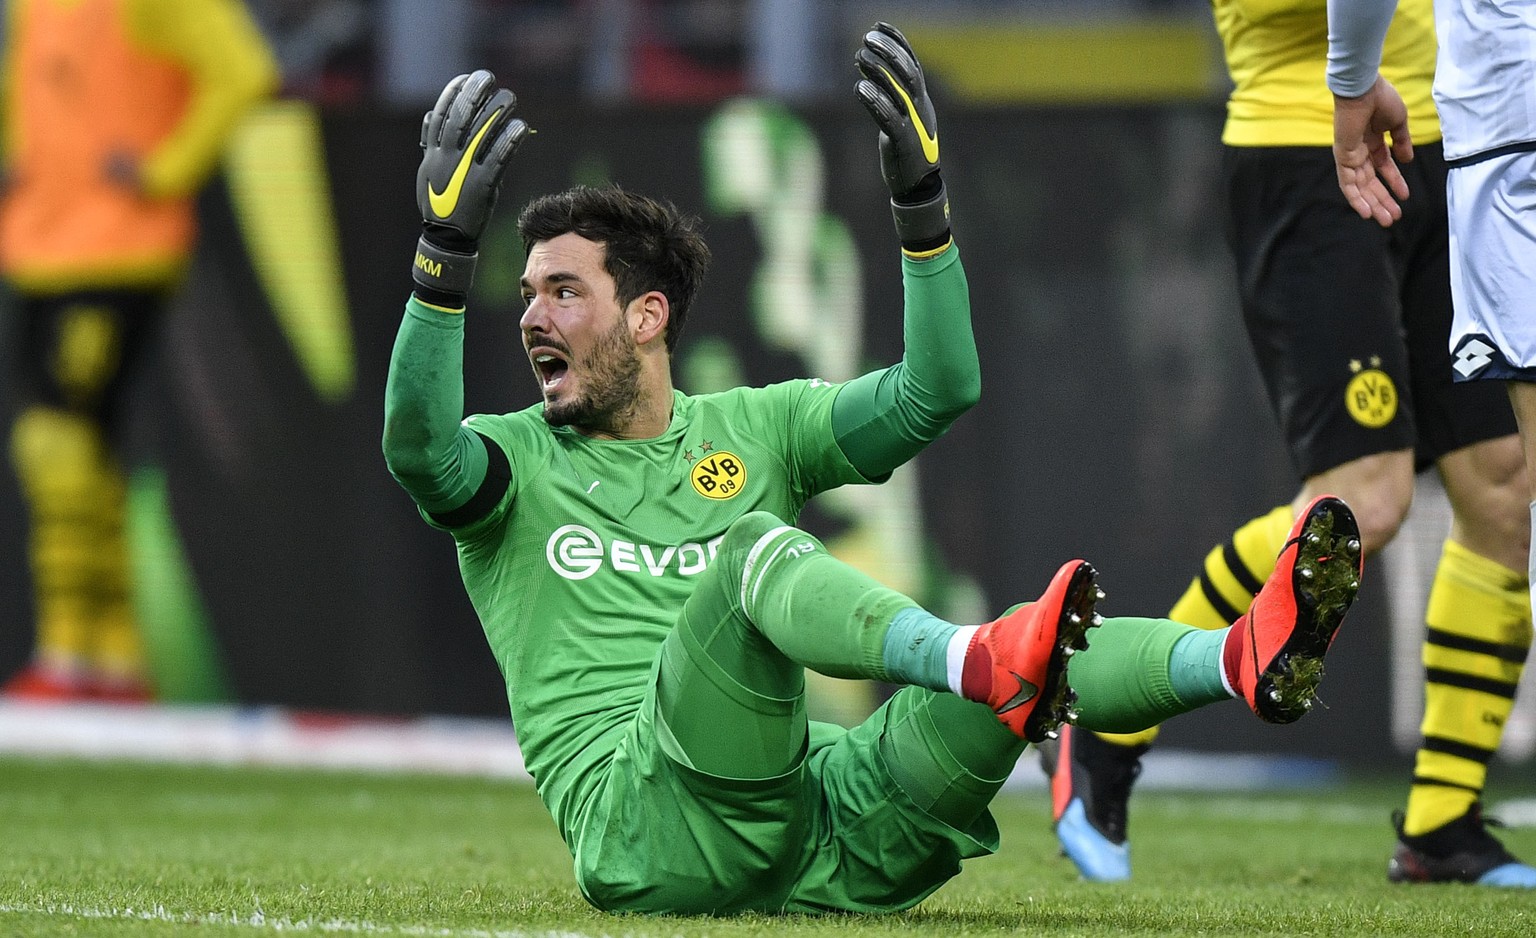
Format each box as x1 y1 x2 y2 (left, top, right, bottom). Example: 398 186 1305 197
1050 455 1410 874
1067 495 1361 732
585 511 1093 913
784 688 1023 913
1513 381 1536 642
73 292 158 701
576 512 825 913
1047 144 1404 881
802 494 1361 902
638 502 1358 910
1387 147 1536 887
1038 499 1296 879
1385 437 1535 885
658 510 1094 782
4 293 152 702
8 403 102 698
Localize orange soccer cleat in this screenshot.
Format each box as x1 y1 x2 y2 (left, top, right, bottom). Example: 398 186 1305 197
1224 495 1363 723
962 559 1100 742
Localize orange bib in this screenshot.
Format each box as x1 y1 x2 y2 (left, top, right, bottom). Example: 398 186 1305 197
0 0 194 291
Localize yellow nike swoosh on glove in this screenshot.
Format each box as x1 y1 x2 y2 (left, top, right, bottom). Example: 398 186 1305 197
427 107 502 219
879 66 938 165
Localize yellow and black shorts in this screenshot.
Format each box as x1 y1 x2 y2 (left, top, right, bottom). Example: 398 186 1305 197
12 289 163 433
1221 141 1516 478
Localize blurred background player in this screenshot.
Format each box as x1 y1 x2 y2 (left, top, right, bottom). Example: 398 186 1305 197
1041 0 1535 887
0 0 278 701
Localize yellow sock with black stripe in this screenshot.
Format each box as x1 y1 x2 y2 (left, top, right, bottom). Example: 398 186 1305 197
1403 539 1532 836
1093 505 1292 748
1170 504 1292 630
85 457 145 683
10 407 146 685
11 407 101 673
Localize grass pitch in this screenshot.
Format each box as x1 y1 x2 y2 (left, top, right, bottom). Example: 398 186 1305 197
3 756 1535 937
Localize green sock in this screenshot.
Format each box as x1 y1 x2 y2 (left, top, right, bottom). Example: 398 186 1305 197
1068 616 1221 734
1168 625 1235 705
881 607 961 694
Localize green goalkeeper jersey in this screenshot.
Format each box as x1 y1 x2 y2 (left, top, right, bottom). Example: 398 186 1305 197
385 245 976 851
445 382 869 839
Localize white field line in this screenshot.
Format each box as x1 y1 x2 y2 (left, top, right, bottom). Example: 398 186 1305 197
0 902 606 938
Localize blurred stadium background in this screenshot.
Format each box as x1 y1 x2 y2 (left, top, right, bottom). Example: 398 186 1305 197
2 0 1533 780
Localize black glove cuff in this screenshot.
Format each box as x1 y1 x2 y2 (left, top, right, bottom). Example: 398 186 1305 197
891 182 951 255
412 235 478 304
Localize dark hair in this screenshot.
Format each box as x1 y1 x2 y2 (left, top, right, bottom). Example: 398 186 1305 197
517 185 710 352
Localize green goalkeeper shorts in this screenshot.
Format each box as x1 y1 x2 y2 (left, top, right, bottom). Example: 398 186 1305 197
569 670 1001 916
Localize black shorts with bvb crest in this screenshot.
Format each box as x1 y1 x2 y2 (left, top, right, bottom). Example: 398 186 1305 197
1222 141 1516 478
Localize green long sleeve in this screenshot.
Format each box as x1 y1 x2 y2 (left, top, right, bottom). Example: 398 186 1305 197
831 245 980 479
382 297 491 516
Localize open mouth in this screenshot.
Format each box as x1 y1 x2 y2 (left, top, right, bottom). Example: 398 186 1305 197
532 350 569 392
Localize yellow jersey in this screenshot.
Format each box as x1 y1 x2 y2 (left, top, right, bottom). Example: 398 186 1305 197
1214 0 1439 146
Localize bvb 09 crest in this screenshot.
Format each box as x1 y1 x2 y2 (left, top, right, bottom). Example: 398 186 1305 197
691 451 746 499
1346 360 1397 429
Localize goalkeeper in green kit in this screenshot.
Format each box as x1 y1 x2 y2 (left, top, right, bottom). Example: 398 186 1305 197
384 23 1364 915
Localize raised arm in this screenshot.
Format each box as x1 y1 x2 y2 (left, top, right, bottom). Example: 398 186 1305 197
125 0 279 198
834 23 980 480
1327 0 1413 226
383 71 529 526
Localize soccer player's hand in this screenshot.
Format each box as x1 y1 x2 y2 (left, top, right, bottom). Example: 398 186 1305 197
1332 75 1412 228
413 69 530 303
855 22 951 256
103 151 146 195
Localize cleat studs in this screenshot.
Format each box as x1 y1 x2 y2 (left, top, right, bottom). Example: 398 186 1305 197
1064 708 1081 723
1044 728 1060 740
1094 588 1106 602
1069 612 1082 625
1268 687 1282 702
1062 645 1077 658
1090 613 1104 626
1346 538 1361 554
1299 566 1315 580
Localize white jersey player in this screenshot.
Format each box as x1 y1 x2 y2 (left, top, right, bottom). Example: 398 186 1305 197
1326 0 1536 889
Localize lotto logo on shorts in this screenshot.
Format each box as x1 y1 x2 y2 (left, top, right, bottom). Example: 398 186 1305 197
690 451 746 500
1345 362 1397 429
1452 337 1497 379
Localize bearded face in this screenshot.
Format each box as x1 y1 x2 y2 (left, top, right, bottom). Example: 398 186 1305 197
537 311 642 433
520 232 647 437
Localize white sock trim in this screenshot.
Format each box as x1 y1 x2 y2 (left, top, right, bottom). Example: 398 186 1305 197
1218 626 1239 698
740 525 801 618
946 625 980 696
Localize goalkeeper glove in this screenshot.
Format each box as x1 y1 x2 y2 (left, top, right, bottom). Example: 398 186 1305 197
413 69 531 306
855 22 951 258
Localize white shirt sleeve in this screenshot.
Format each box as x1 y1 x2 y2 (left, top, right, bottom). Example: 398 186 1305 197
1326 0 1400 97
